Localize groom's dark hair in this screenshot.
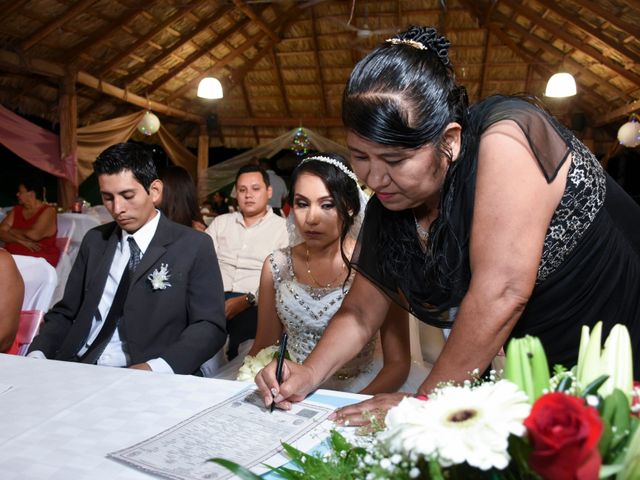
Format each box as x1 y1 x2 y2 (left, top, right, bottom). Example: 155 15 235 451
94 142 158 192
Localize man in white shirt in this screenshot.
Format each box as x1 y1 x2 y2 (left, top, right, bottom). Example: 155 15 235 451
259 158 288 216
28 143 226 374
206 165 288 359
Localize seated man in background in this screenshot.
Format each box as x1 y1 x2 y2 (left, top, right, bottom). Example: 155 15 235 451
28 143 226 375
205 165 288 360
0 248 24 352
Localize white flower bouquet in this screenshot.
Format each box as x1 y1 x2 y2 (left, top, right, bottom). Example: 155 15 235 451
236 345 280 382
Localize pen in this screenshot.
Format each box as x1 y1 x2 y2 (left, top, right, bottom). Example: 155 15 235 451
271 332 288 413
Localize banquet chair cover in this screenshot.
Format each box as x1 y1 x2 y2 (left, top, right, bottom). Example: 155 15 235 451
55 236 72 255
4 310 44 356
12 255 58 311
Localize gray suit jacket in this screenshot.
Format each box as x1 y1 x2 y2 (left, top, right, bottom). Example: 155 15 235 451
28 214 226 374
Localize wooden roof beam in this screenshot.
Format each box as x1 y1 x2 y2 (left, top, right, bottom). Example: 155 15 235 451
1 0 30 18
95 0 208 77
66 4 153 61
233 0 280 43
20 0 99 51
595 99 640 127
309 7 328 117
118 5 235 88
240 79 260 144
270 46 291 117
532 0 639 66
502 0 640 87
219 116 342 127
0 48 203 123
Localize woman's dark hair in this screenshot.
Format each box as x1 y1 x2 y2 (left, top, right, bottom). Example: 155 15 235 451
289 153 361 282
343 26 470 320
94 142 158 192
158 166 204 227
20 174 45 201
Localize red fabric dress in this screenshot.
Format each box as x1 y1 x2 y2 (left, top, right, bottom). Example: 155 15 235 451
5 205 60 267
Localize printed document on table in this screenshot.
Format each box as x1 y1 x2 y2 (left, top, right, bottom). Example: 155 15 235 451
109 388 334 480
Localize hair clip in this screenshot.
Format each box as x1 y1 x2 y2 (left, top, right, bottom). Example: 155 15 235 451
385 38 428 50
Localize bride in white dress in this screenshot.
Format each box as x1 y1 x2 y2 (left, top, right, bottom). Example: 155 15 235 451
238 153 429 393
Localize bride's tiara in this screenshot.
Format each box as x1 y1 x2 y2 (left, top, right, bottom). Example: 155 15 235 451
385 38 428 50
300 156 359 184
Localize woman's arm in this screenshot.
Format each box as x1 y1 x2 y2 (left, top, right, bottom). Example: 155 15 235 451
417 120 570 394
255 271 391 407
247 256 282 356
359 301 411 395
0 211 40 251
0 250 24 351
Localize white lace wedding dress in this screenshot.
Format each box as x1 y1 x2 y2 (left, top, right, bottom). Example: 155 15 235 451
215 247 430 393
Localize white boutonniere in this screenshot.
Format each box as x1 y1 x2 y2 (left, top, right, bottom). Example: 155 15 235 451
148 263 172 290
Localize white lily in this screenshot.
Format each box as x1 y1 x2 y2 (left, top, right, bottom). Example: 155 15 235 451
576 321 602 387
600 324 634 400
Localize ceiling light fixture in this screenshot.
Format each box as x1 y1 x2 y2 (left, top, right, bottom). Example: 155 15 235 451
545 72 577 98
197 77 223 100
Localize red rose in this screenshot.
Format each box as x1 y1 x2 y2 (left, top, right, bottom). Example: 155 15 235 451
524 392 603 480
632 381 640 417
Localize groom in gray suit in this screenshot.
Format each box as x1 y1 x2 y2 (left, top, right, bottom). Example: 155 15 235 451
28 143 226 375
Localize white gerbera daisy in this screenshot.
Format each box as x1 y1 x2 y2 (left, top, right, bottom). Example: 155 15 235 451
379 380 530 471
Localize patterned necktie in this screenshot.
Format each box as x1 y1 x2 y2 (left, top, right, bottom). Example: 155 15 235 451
127 237 142 272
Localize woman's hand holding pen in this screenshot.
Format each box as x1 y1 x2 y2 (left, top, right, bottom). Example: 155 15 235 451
255 359 318 410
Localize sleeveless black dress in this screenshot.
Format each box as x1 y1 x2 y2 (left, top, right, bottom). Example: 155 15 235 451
352 96 640 375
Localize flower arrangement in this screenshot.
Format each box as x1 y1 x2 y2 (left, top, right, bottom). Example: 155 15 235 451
236 345 280 382
212 322 640 479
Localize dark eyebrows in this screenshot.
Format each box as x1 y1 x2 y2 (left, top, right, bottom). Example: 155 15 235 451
294 193 333 202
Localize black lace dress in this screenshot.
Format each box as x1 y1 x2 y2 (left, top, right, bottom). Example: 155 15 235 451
352 96 640 374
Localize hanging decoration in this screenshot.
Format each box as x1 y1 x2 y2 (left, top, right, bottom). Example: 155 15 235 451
290 127 311 156
617 114 640 148
137 111 161 136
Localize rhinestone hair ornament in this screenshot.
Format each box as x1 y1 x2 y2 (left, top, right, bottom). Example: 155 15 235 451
384 26 451 66
299 155 359 184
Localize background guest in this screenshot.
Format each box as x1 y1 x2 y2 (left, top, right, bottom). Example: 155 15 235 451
259 158 288 216
157 165 206 231
0 176 60 267
0 248 24 352
205 165 288 360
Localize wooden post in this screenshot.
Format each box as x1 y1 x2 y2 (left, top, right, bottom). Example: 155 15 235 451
197 124 209 202
58 68 78 209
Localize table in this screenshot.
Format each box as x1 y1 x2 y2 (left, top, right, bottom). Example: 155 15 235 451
0 355 364 479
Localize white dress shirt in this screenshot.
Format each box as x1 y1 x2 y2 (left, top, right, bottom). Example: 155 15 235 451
205 208 288 296
30 210 173 373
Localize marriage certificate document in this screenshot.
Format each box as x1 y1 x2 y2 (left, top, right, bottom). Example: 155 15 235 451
109 389 333 480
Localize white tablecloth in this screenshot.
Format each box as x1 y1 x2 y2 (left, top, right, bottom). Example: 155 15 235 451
0 355 364 479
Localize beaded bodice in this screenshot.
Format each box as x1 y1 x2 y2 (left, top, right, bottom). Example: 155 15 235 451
269 247 376 379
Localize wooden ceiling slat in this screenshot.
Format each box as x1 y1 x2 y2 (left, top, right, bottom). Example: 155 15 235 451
270 46 291 117
0 0 30 18
66 4 154 61
533 0 639 65
94 0 209 77
489 9 631 104
309 7 328 116
240 79 260 144
502 0 640 87
20 0 100 52
119 5 235 88
571 0 640 41
595 98 640 126
144 8 260 95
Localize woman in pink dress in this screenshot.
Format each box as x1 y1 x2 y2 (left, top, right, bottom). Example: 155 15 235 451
0 177 60 267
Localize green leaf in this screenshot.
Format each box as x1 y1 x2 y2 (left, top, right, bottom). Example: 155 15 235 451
598 463 625 478
582 374 610 397
428 457 445 480
329 430 352 452
208 458 263 480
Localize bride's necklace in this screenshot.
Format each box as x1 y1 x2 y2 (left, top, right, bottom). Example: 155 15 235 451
305 247 345 288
